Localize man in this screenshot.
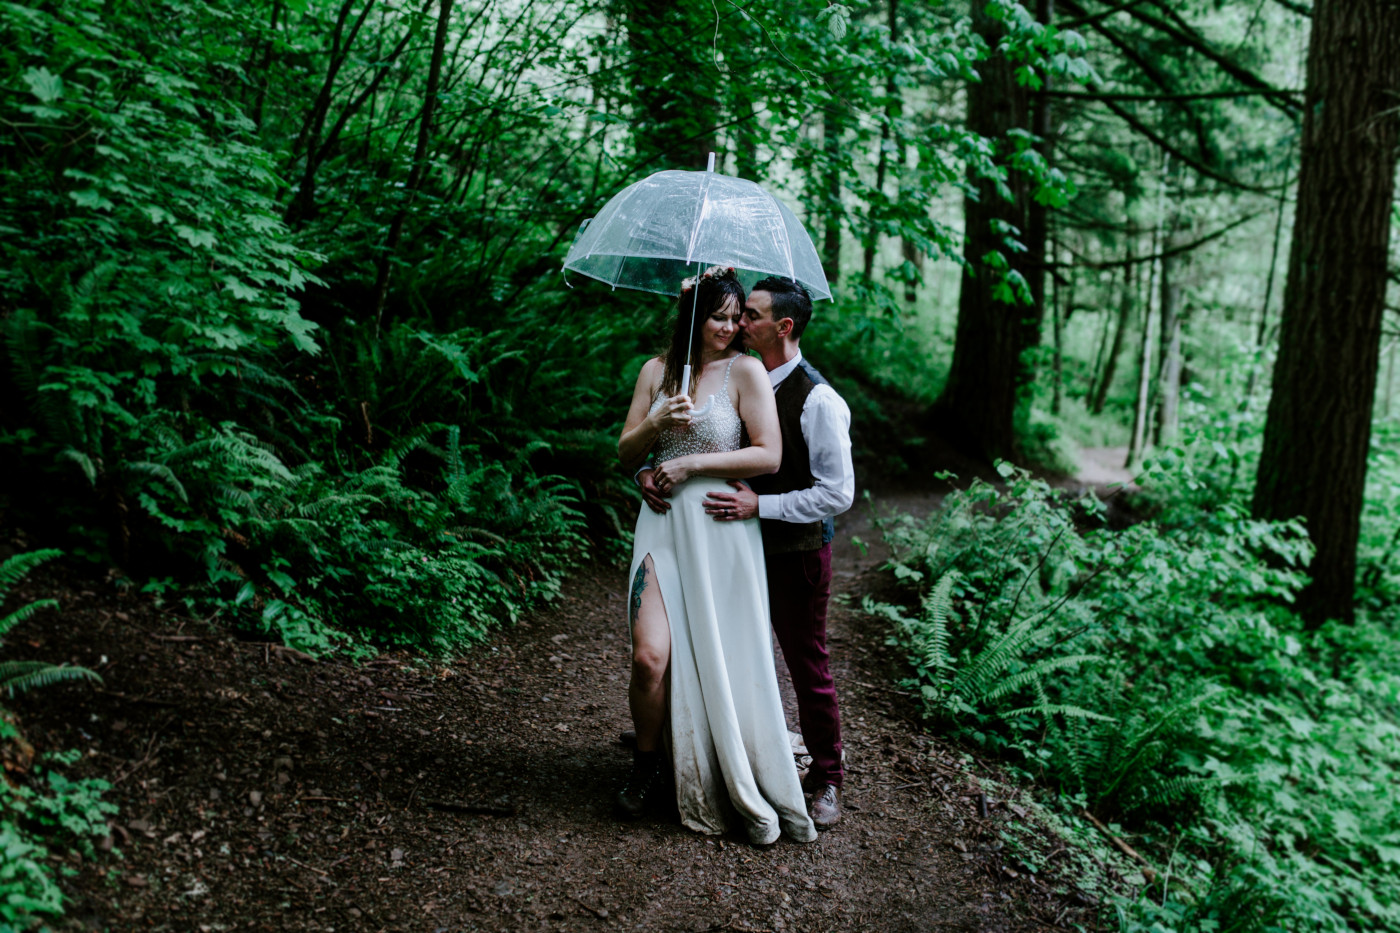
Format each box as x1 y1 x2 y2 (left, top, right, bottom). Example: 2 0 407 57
639 276 855 828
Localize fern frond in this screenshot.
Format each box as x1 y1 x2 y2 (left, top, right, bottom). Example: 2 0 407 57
981 654 1104 704
0 598 60 638
0 549 62 596
998 703 1117 722
59 447 98 486
952 613 1040 702
123 460 190 504
1138 775 1217 808
0 661 101 694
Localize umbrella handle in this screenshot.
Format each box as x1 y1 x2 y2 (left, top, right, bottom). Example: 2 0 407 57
678 364 714 421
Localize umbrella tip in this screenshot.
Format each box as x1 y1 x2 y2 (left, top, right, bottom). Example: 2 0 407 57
706 151 716 173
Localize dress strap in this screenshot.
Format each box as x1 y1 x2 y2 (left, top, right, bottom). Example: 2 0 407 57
722 355 738 392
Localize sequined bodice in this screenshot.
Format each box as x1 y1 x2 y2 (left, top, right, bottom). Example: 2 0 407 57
650 357 743 463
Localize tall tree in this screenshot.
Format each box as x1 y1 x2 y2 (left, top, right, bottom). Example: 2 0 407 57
1252 0 1400 626
934 0 1035 462
623 2 718 170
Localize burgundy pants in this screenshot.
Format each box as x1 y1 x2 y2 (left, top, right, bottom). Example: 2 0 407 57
766 543 843 788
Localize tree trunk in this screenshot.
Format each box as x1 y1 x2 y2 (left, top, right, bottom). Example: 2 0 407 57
1252 0 1400 627
1385 338 1397 419
732 87 761 181
248 0 283 133
1125 250 1156 468
1086 289 1112 410
371 0 454 333
933 0 1034 462
901 233 921 304
1153 223 1185 445
864 0 900 281
624 2 717 170
822 108 843 283
1092 256 1135 415
1240 167 1292 413
1050 241 1067 416
1023 0 1056 326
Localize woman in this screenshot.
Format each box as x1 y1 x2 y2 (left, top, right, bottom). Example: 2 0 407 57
616 267 816 846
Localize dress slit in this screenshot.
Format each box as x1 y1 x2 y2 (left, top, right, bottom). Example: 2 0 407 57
628 479 816 845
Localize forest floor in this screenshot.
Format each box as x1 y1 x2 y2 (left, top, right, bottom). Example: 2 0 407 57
6 449 1130 933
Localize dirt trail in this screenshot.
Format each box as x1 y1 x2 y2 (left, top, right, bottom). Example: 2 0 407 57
9 488 1098 933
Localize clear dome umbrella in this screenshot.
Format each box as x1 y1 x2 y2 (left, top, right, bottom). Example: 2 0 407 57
563 153 830 417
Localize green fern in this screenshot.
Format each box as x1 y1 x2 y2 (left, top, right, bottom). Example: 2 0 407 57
0 550 101 698
0 661 101 696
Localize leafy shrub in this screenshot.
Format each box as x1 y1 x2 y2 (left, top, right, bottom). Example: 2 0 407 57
865 465 1400 930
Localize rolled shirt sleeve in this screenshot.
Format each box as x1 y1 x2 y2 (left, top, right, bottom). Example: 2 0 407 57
757 384 855 523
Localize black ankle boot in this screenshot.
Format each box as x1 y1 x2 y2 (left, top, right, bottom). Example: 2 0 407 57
615 750 664 819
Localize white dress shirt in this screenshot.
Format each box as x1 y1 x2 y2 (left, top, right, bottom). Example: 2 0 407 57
758 351 856 524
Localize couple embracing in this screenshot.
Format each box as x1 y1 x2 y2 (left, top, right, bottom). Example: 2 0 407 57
616 268 854 846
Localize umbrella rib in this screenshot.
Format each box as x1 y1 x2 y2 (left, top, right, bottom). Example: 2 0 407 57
770 189 796 283
684 171 715 265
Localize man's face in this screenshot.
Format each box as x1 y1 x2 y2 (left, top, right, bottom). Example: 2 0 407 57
741 290 783 354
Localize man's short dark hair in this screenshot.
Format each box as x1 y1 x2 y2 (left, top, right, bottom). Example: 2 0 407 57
752 276 814 339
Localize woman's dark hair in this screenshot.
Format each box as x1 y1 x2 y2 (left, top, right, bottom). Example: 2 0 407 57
751 276 813 339
660 266 745 396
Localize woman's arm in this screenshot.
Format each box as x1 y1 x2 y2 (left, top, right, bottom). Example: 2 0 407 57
652 357 780 489
618 359 692 471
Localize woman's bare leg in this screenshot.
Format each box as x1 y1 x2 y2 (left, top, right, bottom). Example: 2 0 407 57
628 555 670 753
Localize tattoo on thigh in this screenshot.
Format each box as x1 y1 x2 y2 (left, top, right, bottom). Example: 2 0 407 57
630 561 649 621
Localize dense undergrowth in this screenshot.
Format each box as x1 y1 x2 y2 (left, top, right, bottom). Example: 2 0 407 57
868 399 1400 931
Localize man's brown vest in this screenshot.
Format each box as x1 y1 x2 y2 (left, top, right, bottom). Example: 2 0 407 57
749 361 829 555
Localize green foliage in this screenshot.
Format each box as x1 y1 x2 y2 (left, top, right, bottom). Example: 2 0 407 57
869 466 1400 930
0 752 117 928
0 550 99 697
0 553 113 928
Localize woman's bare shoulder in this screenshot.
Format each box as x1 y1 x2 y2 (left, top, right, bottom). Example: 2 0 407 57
730 354 769 381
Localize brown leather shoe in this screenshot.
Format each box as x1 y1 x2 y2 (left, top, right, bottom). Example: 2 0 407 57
810 783 841 829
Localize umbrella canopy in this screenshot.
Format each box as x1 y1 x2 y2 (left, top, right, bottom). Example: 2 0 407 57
563 161 831 301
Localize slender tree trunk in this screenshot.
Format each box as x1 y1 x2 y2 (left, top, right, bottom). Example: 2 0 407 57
1092 255 1135 415
1154 219 1185 445
1241 169 1292 412
732 87 760 181
1023 0 1056 326
1384 338 1396 418
371 0 455 334
1086 284 1112 410
901 233 921 304
933 0 1034 462
1125 256 1156 467
1051 240 1067 416
249 0 283 133
864 0 900 281
1253 0 1400 627
624 2 716 170
286 0 378 226
822 107 844 283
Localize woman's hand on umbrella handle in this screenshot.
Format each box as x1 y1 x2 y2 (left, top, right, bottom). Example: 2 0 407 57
650 394 693 431
652 457 694 493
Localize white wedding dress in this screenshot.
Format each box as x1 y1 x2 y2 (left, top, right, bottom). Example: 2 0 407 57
629 357 817 845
